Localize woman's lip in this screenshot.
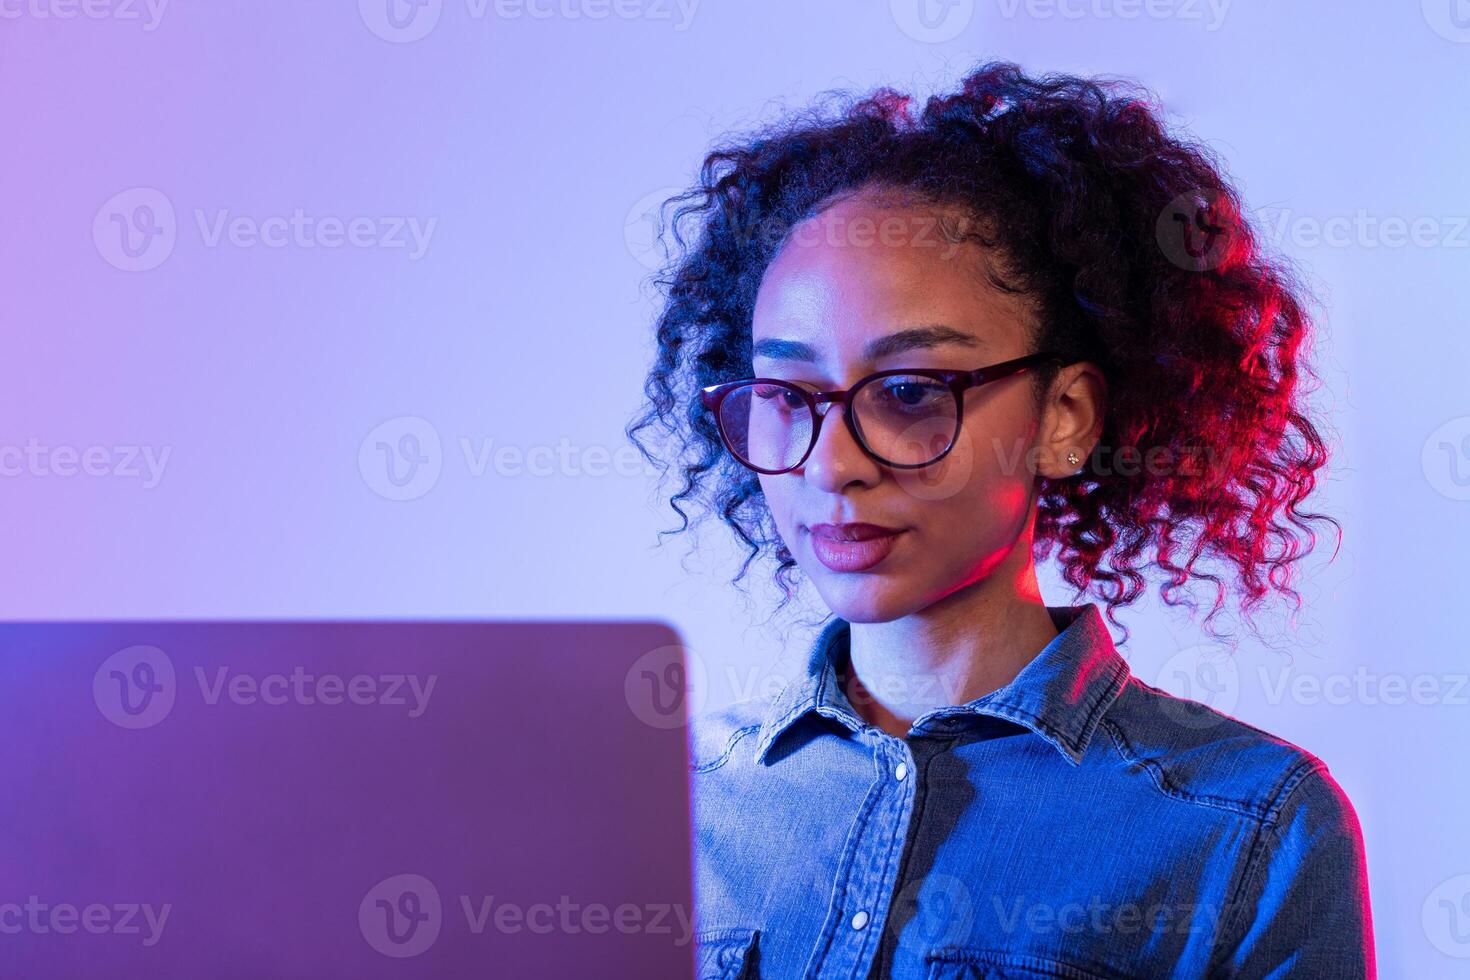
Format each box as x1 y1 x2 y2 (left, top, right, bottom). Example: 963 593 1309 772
808 522 904 541
807 527 904 572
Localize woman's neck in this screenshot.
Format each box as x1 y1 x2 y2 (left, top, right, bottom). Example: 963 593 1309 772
838 581 1061 740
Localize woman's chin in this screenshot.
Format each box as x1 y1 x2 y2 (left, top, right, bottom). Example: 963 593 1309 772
809 575 914 624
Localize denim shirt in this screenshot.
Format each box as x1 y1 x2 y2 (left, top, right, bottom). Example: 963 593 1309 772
687 603 1375 979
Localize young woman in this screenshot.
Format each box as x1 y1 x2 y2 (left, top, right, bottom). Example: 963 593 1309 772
627 61 1374 979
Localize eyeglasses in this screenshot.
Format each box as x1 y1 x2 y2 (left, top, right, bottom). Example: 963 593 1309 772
699 351 1073 475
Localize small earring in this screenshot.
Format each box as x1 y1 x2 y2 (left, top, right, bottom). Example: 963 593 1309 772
1066 451 1081 466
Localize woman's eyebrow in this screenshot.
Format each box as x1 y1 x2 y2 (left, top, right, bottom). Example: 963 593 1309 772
751 325 984 362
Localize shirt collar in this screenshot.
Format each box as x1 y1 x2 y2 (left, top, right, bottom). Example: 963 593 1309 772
753 602 1131 767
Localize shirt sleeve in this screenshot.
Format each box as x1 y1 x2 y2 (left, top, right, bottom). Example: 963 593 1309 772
1213 761 1377 978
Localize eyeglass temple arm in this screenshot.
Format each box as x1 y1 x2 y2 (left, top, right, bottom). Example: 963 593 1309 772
964 353 1066 387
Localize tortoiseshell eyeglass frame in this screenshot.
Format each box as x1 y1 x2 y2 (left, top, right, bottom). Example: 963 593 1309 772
698 351 1075 474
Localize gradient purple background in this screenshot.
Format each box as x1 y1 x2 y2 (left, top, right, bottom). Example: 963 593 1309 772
2 1 1468 974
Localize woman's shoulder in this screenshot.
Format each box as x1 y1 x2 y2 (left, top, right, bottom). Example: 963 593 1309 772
1099 674 1361 829
686 696 771 774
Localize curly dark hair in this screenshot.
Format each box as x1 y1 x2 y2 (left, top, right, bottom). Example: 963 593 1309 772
625 60 1342 644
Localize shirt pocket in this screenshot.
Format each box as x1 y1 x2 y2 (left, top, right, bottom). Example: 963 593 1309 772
923 947 1124 980
695 926 760 980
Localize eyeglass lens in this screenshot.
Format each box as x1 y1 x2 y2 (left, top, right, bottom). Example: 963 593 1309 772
717 375 959 471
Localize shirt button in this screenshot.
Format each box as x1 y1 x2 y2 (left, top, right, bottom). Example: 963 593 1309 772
894 762 908 781
850 909 870 930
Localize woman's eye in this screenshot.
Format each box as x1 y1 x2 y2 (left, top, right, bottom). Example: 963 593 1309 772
880 380 944 407
754 386 805 409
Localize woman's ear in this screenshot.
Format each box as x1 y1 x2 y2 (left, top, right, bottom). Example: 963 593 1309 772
1036 362 1106 479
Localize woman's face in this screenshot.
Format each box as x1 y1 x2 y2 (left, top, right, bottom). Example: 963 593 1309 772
751 190 1089 623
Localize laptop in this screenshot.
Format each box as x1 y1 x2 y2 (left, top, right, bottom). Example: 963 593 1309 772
0 620 697 978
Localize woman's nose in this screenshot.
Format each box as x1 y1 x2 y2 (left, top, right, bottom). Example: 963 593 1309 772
801 401 880 490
